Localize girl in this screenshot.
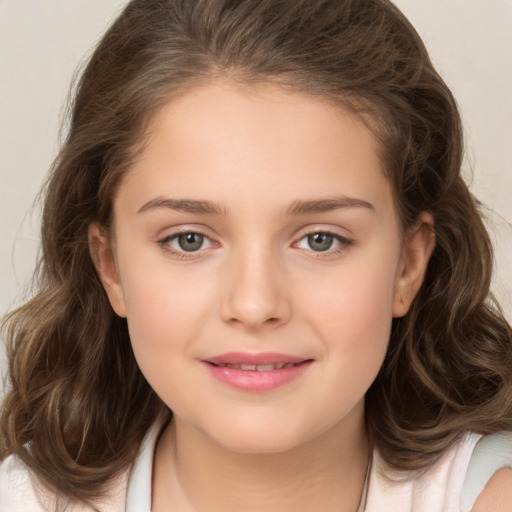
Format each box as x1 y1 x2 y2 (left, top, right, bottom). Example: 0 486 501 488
1 0 512 510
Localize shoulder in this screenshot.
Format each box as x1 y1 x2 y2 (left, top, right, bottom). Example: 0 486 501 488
470 468 512 512
366 432 512 511
0 454 46 511
0 453 130 512
464 432 512 512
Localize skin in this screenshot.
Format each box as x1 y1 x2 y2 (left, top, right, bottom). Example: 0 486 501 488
90 79 436 511
471 468 512 512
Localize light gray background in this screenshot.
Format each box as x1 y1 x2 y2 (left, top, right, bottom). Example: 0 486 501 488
1 1 511 377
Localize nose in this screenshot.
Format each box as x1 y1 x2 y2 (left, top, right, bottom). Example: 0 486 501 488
220 244 292 331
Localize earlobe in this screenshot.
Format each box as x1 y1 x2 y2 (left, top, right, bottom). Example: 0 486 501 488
392 212 436 318
88 222 127 318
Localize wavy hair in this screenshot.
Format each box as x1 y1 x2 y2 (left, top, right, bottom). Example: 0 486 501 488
2 0 511 505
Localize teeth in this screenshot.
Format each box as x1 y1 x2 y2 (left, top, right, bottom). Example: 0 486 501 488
240 364 257 371
216 362 298 371
256 364 275 372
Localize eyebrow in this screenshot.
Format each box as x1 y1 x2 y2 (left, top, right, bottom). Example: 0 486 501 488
137 196 375 216
287 197 375 215
137 197 226 215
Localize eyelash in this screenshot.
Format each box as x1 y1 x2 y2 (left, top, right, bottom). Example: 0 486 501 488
157 229 216 259
294 230 354 258
157 229 354 259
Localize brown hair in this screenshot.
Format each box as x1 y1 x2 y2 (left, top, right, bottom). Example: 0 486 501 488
2 0 512 506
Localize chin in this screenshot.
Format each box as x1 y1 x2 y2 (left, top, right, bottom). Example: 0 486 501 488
201 417 320 456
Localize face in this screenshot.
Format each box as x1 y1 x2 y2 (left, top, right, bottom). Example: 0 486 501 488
91 80 434 454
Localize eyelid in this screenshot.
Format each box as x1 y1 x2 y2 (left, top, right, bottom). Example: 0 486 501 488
292 227 354 256
157 226 220 258
155 224 354 259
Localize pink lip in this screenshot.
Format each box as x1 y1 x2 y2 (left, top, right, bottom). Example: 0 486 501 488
202 352 313 392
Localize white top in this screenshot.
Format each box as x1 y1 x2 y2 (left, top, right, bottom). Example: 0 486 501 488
1 423 512 512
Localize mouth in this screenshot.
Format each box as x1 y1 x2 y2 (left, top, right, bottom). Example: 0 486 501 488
204 352 311 369
202 352 313 391
207 362 304 371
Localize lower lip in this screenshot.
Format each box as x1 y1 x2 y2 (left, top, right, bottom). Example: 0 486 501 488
203 361 312 392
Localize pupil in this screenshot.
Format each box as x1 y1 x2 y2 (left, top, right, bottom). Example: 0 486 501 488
308 233 333 252
178 233 204 252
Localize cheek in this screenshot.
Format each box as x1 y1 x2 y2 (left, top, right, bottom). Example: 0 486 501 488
119 273 213 410
321 275 395 410
117 258 214 373
300 250 399 368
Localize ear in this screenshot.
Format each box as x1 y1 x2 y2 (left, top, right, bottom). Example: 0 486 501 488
88 222 127 318
392 212 436 318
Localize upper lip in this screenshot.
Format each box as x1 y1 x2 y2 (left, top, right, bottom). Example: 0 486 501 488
203 352 310 366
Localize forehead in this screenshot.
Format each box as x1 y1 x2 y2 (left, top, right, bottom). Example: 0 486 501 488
118 79 394 216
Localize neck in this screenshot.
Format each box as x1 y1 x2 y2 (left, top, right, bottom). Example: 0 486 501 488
153 406 370 512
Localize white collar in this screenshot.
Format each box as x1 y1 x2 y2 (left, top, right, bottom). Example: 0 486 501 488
126 420 164 512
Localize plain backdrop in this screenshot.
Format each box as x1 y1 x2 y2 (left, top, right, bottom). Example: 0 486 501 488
1 1 511 377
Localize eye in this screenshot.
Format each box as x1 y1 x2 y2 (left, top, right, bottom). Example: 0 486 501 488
159 231 214 254
295 231 352 253
175 232 207 252
304 233 334 252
